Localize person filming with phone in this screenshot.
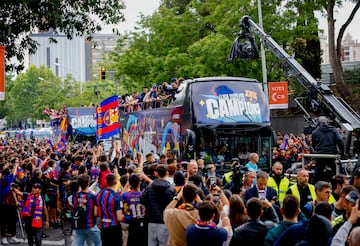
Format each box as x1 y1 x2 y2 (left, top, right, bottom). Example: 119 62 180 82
332 190 360 237
243 171 280 223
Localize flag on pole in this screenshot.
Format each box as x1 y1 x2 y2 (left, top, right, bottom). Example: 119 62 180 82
55 134 67 154
59 116 68 132
96 95 120 140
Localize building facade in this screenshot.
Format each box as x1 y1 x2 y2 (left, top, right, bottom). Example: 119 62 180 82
320 33 360 84
29 31 120 85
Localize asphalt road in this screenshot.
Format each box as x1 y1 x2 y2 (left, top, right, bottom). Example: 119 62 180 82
12 224 65 246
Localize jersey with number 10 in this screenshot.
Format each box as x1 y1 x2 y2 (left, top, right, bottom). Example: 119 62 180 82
121 191 146 224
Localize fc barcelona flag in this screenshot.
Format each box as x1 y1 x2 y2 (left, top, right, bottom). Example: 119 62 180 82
96 96 120 140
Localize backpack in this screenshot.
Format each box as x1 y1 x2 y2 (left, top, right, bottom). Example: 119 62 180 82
72 195 87 229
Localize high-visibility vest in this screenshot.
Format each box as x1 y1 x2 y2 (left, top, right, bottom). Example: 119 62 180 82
267 176 290 206
21 194 44 229
289 183 317 203
223 171 233 184
328 194 336 204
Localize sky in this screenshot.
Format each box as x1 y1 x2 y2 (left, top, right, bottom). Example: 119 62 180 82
109 0 161 33
115 0 360 42
316 2 360 43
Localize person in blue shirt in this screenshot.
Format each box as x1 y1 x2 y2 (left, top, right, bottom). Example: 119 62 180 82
71 174 101 246
121 174 147 246
0 161 21 245
96 174 124 246
186 201 229 246
245 153 259 173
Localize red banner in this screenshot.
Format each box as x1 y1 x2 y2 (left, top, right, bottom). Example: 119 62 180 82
268 81 288 109
0 46 4 101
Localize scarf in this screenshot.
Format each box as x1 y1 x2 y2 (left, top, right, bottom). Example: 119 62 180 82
178 202 196 211
195 220 217 229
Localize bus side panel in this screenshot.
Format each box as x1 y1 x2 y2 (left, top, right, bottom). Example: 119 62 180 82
191 81 270 125
120 106 183 159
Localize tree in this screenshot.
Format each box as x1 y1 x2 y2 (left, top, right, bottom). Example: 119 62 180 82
111 0 272 91
110 0 326 97
284 0 322 79
1 64 119 126
0 0 125 72
322 0 360 99
7 65 64 123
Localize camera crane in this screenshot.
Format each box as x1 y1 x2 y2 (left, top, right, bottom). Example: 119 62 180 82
229 16 360 156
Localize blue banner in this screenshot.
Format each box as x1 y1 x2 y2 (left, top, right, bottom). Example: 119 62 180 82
191 81 270 125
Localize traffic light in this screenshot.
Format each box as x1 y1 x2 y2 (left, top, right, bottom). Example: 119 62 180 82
100 66 106 80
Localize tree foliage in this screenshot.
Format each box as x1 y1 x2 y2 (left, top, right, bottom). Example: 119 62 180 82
284 0 322 79
110 0 321 95
0 0 125 72
0 65 118 126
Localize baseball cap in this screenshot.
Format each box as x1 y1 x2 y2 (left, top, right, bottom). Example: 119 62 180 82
62 174 72 181
33 183 43 189
345 190 359 204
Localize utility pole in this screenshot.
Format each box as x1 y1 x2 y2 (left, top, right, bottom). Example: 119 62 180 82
258 0 268 103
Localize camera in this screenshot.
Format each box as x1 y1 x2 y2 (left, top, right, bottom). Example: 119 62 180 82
229 164 248 194
11 183 19 189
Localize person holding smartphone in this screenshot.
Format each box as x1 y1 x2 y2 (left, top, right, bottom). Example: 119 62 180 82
332 197 360 246
332 190 360 237
186 201 231 246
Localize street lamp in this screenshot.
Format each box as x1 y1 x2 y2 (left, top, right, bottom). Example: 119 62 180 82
54 62 82 93
38 76 63 90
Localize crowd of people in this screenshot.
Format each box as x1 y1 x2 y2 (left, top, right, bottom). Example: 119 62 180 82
1 116 360 246
118 77 184 112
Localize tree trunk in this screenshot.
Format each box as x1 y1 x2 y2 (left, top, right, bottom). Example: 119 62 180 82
326 3 351 99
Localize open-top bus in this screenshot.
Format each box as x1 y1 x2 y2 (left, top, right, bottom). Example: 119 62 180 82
120 77 275 170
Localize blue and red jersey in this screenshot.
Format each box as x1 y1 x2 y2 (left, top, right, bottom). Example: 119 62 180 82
121 191 146 224
71 191 97 229
89 165 100 182
96 188 123 229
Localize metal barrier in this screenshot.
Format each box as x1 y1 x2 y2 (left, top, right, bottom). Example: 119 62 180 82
339 159 358 176
299 153 340 173
299 153 358 176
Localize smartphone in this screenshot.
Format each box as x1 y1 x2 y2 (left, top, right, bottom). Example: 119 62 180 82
258 190 266 200
213 193 220 206
209 177 217 186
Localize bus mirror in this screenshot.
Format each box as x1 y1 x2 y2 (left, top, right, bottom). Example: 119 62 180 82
185 129 196 159
186 129 196 147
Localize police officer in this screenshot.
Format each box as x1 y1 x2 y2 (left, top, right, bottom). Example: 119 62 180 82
287 169 316 211
267 162 290 206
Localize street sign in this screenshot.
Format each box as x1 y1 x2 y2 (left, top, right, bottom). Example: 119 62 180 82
268 81 288 109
